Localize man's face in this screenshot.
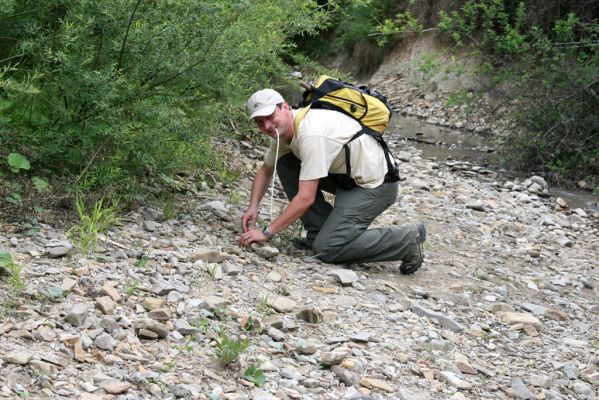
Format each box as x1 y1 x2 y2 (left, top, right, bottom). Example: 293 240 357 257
254 103 286 139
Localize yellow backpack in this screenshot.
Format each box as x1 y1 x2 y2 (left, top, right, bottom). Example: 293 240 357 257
293 75 399 186
293 75 392 135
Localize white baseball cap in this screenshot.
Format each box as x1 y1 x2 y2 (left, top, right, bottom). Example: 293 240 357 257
247 89 284 120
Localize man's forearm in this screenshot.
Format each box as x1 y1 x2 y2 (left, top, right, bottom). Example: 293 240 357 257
267 180 318 236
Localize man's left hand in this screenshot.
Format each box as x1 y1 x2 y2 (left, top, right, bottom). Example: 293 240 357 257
239 229 268 247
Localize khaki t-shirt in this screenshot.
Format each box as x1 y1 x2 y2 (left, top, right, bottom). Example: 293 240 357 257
263 109 388 188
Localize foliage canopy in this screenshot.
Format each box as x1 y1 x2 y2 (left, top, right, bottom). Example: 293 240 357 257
0 0 332 200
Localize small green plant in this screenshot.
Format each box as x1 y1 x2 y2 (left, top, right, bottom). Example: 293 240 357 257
191 317 210 336
68 196 120 253
243 363 266 387
213 305 230 321
257 295 271 320
0 251 25 293
124 280 139 296
135 255 149 268
215 329 249 366
206 264 220 280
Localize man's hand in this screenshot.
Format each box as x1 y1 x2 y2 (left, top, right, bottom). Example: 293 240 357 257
241 208 258 233
239 228 267 247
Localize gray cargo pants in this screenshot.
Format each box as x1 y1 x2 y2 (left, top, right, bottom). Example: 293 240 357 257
276 154 419 264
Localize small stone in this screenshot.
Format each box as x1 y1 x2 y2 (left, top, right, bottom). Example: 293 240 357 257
45 240 73 258
441 371 472 389
65 303 89 327
466 200 485 211
502 312 541 326
511 376 536 399
556 197 567 208
320 350 348 366
528 374 550 387
143 220 161 232
523 325 539 336
331 365 356 386
412 303 464 331
60 278 78 292
296 307 323 323
359 377 394 392
99 380 131 394
295 340 317 355
148 307 171 322
30 360 58 375
96 296 115 315
455 353 477 375
330 269 359 286
3 351 32 365
143 297 165 311
94 333 115 351
250 243 279 259
101 282 122 302
267 297 296 313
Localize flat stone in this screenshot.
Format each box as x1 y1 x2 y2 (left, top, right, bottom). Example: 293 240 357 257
511 376 536 399
137 318 169 338
202 296 228 311
330 269 359 286
331 365 356 386
60 278 78 292
295 340 317 355
521 302 548 316
502 312 541 326
34 325 57 342
45 240 73 257
30 360 58 375
412 303 464 331
320 350 348 366
296 307 322 323
148 308 171 322
96 296 115 315
99 380 131 394
359 377 394 392
441 371 472 389
175 320 198 335
267 297 296 313
142 297 165 311
101 282 121 302
455 353 477 375
94 333 115 351
3 351 32 365
250 243 279 259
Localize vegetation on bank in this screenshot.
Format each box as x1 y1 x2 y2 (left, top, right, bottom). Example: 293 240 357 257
301 0 598 188
1 1 597 221
0 0 334 216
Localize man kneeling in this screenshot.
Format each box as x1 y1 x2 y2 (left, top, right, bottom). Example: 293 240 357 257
239 89 426 275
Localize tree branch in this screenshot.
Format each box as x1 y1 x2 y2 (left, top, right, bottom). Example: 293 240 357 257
116 0 143 73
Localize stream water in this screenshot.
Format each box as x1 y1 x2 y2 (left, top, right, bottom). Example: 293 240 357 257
388 115 599 211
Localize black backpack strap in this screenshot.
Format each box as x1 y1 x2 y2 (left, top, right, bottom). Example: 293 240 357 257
343 129 400 184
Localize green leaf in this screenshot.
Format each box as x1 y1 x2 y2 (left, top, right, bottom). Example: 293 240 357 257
0 251 13 268
8 153 30 173
243 364 266 387
31 176 50 193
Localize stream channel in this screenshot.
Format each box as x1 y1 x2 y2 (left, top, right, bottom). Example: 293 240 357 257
388 115 599 212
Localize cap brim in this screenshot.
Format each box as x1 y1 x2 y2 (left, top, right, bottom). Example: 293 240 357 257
249 104 276 120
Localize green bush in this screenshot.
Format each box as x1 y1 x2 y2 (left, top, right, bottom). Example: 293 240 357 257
0 1 331 195
437 1 599 183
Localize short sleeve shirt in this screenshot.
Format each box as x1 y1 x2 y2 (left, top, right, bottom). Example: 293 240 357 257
263 109 388 188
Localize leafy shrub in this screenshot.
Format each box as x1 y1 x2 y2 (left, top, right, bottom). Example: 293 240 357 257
437 1 599 183
0 1 332 196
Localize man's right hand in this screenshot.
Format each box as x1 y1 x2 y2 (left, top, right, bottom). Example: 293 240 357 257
241 208 258 232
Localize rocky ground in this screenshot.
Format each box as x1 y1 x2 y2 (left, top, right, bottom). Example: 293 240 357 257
1 84 598 400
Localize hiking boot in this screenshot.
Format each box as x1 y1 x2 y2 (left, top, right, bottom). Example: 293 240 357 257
292 237 313 251
400 222 426 275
